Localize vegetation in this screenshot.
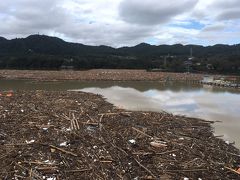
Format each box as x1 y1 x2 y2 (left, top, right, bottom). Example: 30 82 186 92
0 35 239 74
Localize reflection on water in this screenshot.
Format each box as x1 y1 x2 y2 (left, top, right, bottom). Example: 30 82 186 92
1 79 240 148
79 86 240 148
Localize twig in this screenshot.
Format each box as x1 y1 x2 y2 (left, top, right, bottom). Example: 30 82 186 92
164 168 208 172
86 114 94 121
133 157 157 179
100 160 113 163
23 161 57 165
224 166 240 175
82 122 99 126
156 149 178 155
65 168 92 173
132 127 152 138
98 112 132 116
132 152 153 155
99 114 104 122
73 113 80 130
37 166 58 170
49 145 78 157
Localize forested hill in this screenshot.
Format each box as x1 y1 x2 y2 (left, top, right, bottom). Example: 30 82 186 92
0 34 239 74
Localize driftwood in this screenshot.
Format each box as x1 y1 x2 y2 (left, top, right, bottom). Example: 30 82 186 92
0 91 239 179
49 145 78 157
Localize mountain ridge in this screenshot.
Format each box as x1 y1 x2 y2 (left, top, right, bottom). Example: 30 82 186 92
0 34 239 74
0 34 238 49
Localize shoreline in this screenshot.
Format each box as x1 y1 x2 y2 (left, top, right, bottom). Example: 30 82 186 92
0 69 204 82
1 69 239 89
0 90 239 179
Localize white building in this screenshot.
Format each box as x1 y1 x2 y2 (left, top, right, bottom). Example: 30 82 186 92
202 75 214 83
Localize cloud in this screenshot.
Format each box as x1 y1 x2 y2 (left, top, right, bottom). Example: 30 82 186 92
0 0 68 37
0 0 239 46
119 0 199 25
193 0 240 21
58 22 155 47
202 23 226 32
197 21 240 45
217 9 240 21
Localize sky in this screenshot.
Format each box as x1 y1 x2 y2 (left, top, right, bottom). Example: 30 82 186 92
0 0 240 47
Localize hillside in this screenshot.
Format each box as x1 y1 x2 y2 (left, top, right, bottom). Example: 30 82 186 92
0 35 239 74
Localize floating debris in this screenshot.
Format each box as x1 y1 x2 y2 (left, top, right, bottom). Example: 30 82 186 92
25 140 35 144
59 142 68 147
150 141 167 148
129 139 136 144
0 91 239 179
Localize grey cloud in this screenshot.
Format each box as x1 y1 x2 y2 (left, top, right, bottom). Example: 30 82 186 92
0 0 156 46
212 0 240 21
217 9 240 21
194 0 240 21
202 24 226 32
58 22 156 47
119 0 199 25
211 0 240 9
0 0 68 37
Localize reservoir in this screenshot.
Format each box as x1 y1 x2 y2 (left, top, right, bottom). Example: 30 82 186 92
1 80 240 148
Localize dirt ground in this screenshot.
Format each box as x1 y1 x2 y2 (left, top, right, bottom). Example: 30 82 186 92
0 91 239 179
0 70 204 82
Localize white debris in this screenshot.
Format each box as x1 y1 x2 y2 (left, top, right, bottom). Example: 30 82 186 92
25 140 35 144
150 141 167 148
46 177 56 180
93 145 98 149
62 127 71 132
59 142 67 147
172 153 176 157
184 178 189 180
198 178 203 180
225 141 230 144
129 139 136 144
43 128 48 131
179 137 184 140
66 128 71 131
21 109 24 112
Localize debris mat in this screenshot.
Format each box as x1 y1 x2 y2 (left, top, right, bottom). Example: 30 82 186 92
0 91 239 179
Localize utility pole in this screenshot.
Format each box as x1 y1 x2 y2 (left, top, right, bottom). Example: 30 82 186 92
164 56 167 69
185 48 193 73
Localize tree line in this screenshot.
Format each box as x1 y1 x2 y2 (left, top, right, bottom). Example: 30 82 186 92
0 35 239 74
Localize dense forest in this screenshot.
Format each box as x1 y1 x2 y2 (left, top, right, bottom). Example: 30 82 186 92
0 34 240 74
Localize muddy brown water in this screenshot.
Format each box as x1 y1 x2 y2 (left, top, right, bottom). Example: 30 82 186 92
1 79 240 148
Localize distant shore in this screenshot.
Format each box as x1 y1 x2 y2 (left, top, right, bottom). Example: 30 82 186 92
0 69 205 82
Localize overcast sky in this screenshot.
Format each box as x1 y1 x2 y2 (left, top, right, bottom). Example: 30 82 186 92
0 0 240 47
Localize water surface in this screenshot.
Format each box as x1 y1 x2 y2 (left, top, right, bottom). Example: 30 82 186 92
1 80 240 148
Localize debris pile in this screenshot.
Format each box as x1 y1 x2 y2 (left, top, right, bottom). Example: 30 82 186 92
0 69 203 82
0 91 239 179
